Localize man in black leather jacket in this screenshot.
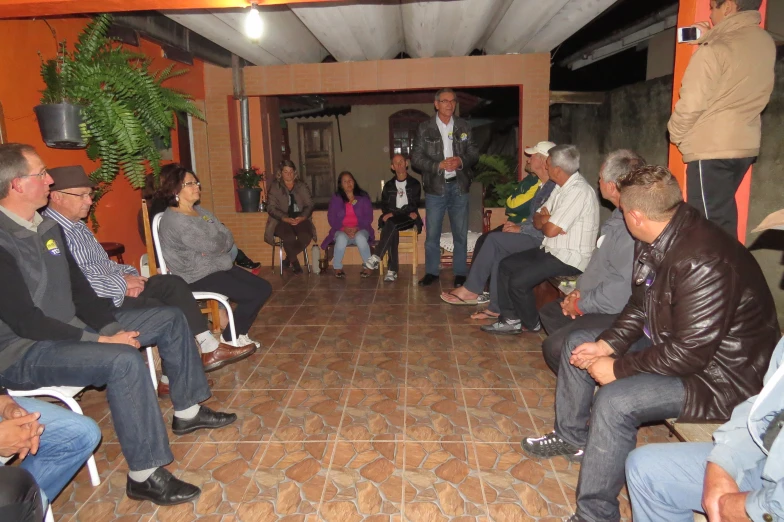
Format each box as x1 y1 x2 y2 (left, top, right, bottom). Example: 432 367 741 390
410 88 479 288
522 165 778 522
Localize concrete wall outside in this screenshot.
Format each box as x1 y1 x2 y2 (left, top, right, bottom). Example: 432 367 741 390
767 0 784 42
286 103 434 199
646 28 676 81
550 51 784 323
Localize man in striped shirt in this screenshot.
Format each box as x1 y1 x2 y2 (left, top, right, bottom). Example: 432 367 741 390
43 166 255 394
482 144 600 334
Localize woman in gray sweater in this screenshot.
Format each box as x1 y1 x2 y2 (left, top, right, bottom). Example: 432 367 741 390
157 164 272 348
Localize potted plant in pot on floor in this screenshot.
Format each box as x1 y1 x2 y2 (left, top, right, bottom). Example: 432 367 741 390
35 13 203 196
235 166 264 212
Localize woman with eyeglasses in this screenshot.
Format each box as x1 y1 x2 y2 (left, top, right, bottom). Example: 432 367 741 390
156 164 271 349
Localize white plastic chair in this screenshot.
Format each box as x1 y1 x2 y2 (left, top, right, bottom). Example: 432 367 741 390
7 386 100 487
45 506 54 522
151 213 237 343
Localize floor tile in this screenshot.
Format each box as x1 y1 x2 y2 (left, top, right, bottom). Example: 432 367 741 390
406 351 460 388
290 305 336 326
407 305 449 325
407 325 453 352
463 389 537 444
299 352 358 390
404 387 470 440
271 325 325 353
339 387 408 439
316 325 366 353
362 325 408 352
274 388 346 441
246 352 311 389
353 352 407 388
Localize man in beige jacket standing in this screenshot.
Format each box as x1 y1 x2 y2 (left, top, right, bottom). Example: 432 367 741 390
668 0 775 239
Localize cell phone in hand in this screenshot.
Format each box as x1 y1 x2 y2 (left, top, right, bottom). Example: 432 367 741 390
677 26 701 43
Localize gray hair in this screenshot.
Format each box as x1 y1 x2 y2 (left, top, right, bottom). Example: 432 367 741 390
434 88 455 102
549 144 580 176
600 150 647 184
716 0 762 11
0 143 37 199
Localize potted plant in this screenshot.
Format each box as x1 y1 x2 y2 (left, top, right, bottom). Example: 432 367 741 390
234 166 264 212
474 154 519 208
36 14 203 189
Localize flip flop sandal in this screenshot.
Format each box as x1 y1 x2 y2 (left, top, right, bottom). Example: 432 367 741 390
440 292 479 306
471 309 500 320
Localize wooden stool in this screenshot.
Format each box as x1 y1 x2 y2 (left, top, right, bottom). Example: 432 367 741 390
101 242 125 264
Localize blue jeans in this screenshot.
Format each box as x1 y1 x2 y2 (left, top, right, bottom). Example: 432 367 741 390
333 230 371 269
554 328 686 522
7 397 101 502
425 182 469 276
0 307 210 471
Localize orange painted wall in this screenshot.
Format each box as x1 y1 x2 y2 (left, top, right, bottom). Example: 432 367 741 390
0 17 204 269
669 0 768 243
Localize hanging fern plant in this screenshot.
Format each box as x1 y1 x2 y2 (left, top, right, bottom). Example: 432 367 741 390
38 13 204 189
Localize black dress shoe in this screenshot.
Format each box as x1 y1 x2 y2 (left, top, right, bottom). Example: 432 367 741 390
172 406 237 435
126 468 200 505
454 275 467 287
418 274 440 286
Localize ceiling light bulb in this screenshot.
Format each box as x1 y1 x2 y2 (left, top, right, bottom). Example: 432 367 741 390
245 3 263 40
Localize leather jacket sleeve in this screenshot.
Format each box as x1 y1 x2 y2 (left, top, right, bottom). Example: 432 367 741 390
611 256 737 379
411 134 440 177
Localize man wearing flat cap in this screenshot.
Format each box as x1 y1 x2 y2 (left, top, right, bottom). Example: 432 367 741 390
43 165 256 393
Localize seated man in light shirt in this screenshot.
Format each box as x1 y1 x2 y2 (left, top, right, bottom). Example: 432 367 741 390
43 166 255 395
482 144 600 334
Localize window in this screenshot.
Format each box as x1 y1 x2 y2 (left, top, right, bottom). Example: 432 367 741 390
388 109 429 158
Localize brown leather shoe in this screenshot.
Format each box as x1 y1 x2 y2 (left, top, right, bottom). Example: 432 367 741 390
201 342 256 372
158 378 214 399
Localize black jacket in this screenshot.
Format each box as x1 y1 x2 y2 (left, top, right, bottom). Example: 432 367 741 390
598 204 780 423
410 115 479 196
378 175 423 232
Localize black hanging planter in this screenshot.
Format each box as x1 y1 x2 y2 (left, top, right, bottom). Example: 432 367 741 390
33 103 86 149
237 188 262 212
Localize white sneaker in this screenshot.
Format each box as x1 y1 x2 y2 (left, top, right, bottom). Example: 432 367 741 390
365 255 381 270
384 270 398 282
221 334 261 349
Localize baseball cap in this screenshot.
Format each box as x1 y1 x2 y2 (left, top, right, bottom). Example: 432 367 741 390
752 209 784 233
524 141 556 157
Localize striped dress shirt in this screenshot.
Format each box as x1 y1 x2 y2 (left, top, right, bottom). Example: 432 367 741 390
539 172 600 271
43 208 137 307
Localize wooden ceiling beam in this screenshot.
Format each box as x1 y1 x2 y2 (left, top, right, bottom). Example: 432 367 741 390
0 0 340 19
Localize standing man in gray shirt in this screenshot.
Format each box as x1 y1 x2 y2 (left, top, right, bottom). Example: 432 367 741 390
539 150 645 373
411 88 479 288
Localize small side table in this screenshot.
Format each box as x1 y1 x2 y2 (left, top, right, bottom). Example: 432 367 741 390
101 242 125 264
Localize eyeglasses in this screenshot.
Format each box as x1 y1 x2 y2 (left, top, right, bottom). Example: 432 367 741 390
182 181 201 188
18 168 48 180
58 190 95 200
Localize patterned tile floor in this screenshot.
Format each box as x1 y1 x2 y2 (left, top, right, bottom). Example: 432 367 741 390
51 267 673 521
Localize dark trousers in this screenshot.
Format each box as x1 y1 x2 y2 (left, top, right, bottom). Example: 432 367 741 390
189 266 272 337
0 468 43 522
275 221 313 262
554 328 685 522
0 307 210 471
686 157 755 239
539 299 619 374
376 215 416 272
471 225 503 263
496 248 581 330
121 274 208 336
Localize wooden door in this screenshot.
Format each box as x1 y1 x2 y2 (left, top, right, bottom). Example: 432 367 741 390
297 122 335 202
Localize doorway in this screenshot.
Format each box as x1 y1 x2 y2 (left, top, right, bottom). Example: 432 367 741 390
297 122 336 204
